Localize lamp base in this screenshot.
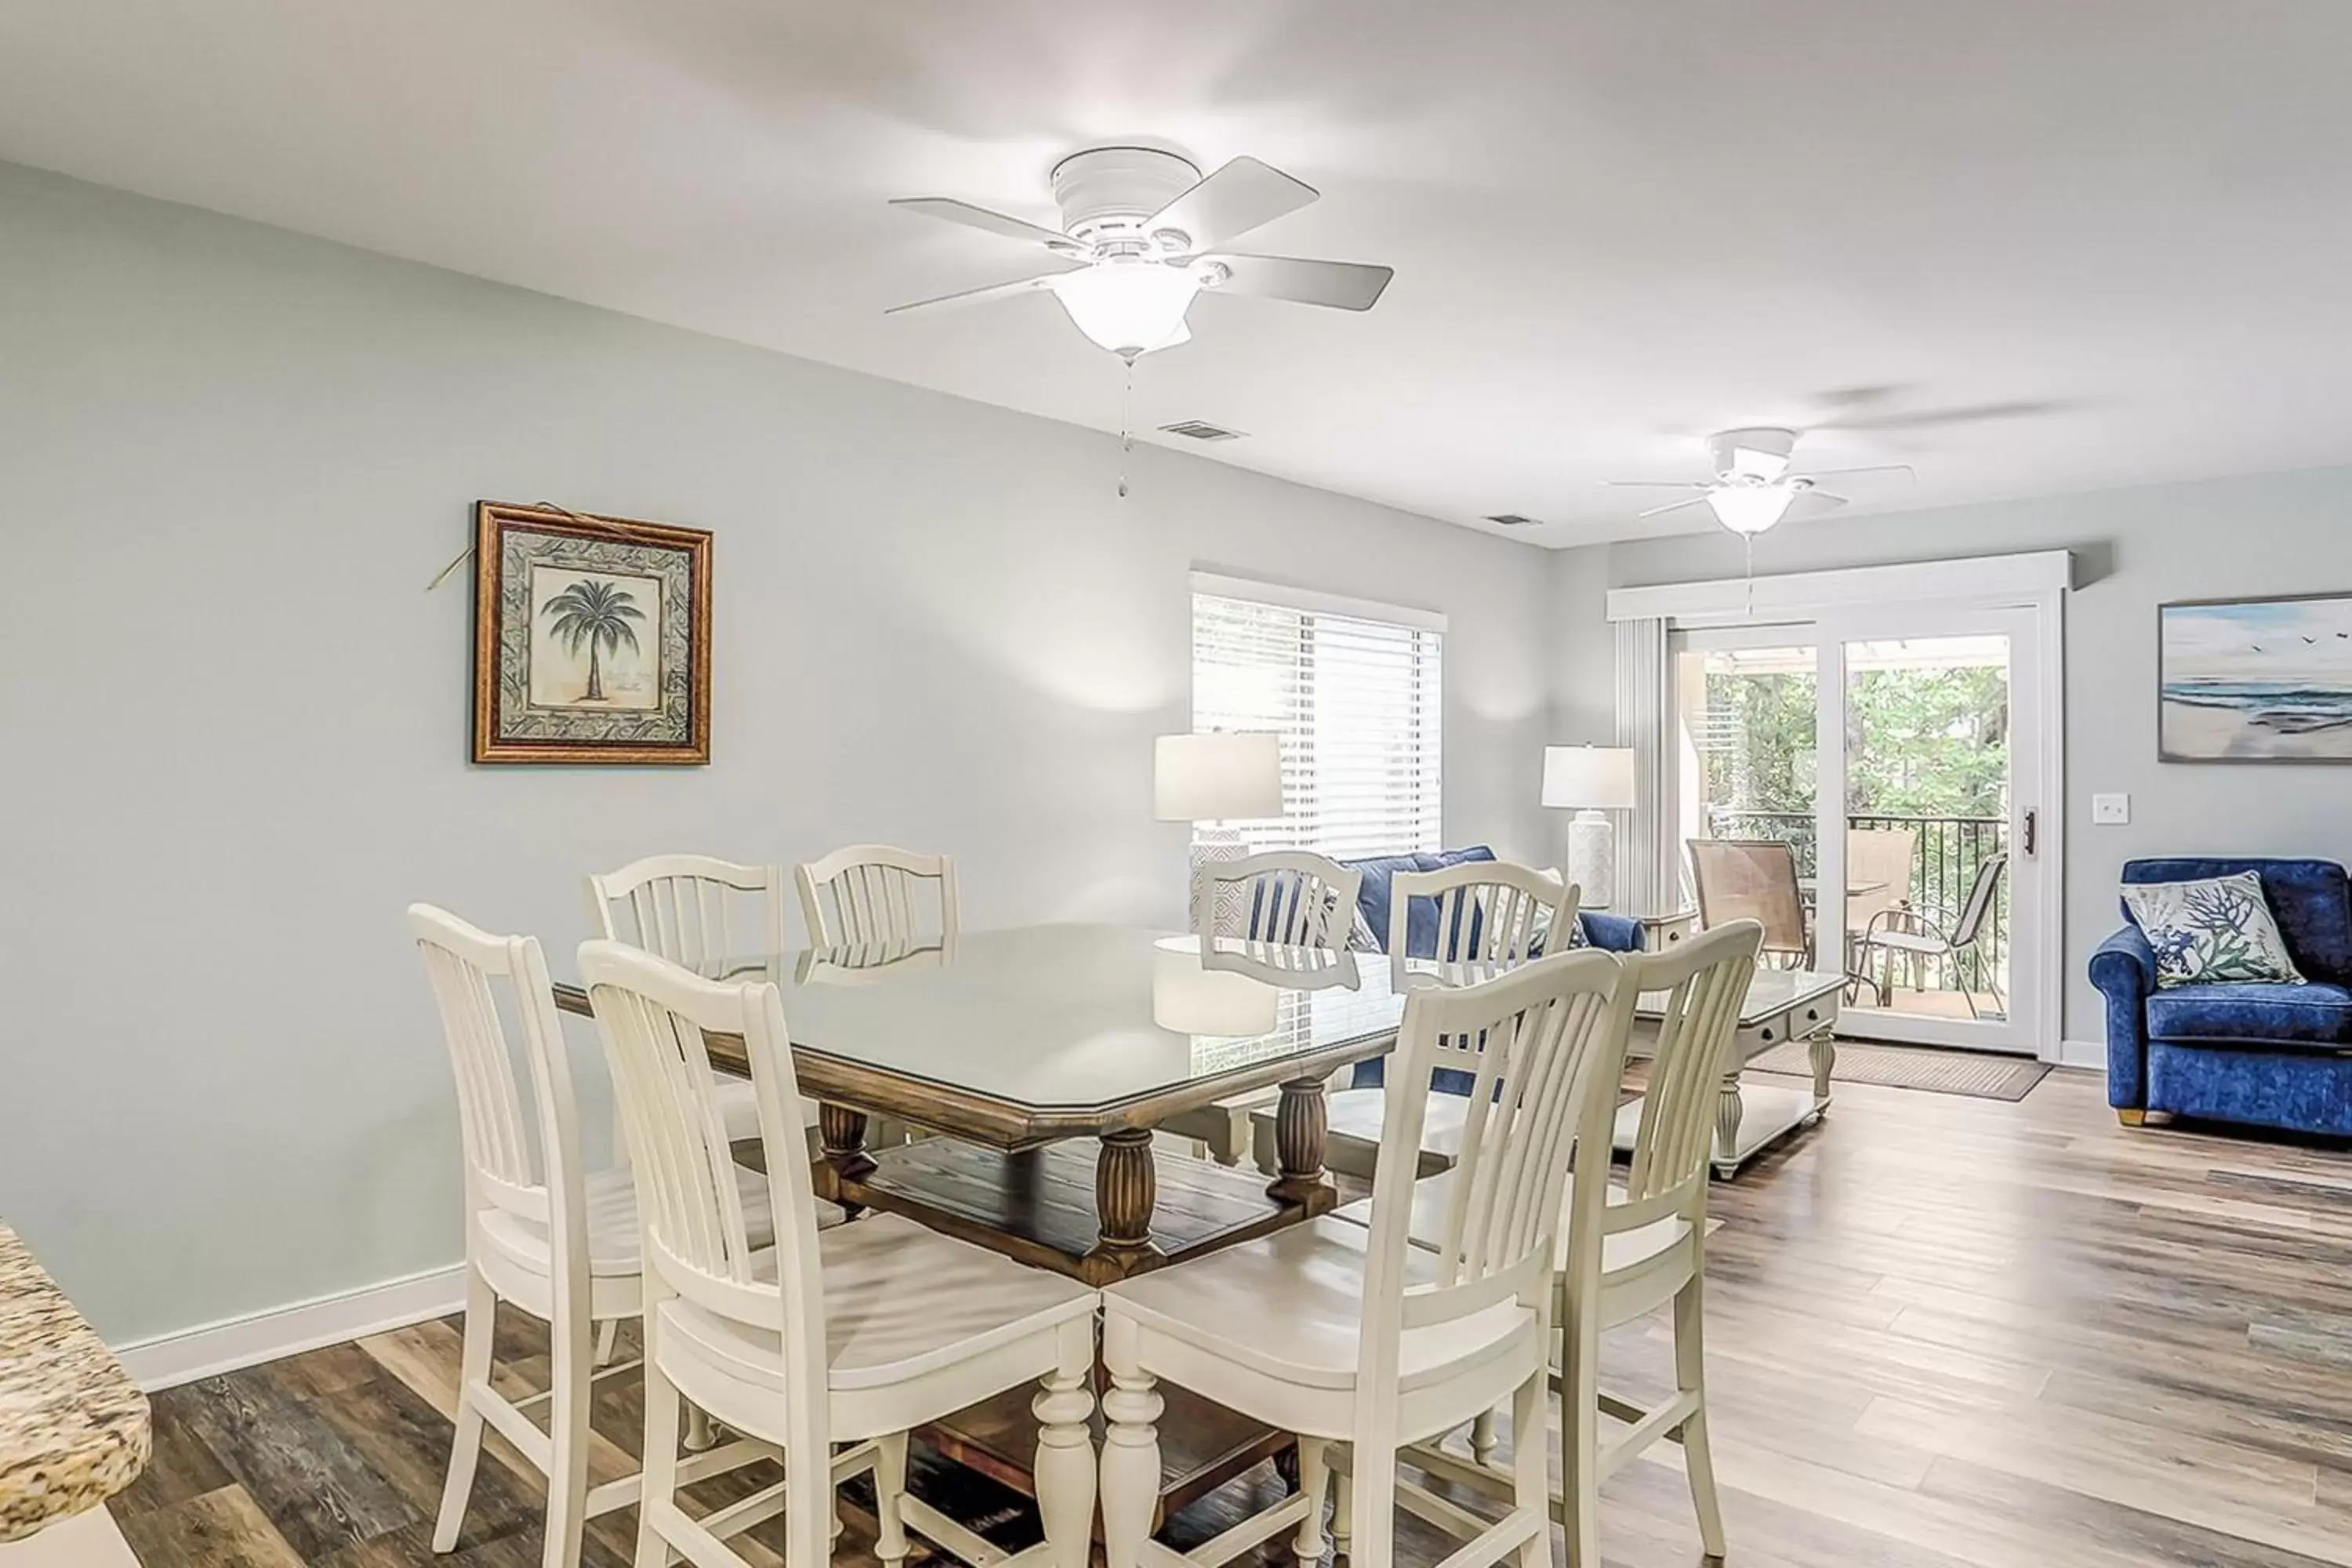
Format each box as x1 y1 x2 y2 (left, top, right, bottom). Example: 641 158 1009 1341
1190 826 1252 935
1566 809 1617 911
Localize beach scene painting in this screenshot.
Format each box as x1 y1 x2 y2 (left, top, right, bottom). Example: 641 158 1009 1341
2160 594 2352 760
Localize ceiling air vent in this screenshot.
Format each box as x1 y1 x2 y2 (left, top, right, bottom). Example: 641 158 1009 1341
1485 513 1544 528
1158 419 1247 442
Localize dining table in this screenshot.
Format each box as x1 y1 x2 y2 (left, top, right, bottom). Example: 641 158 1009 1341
550 921 1408 1526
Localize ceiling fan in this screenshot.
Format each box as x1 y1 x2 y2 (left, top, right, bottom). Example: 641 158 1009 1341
1604 427 1914 535
887 147 1395 360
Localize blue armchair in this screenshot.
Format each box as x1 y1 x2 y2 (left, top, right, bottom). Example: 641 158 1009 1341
1339 844 1644 1090
2092 857 2352 1137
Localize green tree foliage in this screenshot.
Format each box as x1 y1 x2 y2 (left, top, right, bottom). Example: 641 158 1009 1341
1703 665 2007 819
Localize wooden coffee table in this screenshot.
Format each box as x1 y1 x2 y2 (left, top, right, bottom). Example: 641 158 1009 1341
1614 967 1842 1178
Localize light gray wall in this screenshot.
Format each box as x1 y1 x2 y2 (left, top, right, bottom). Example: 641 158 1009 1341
1548 464 2352 1046
0 162 1555 1345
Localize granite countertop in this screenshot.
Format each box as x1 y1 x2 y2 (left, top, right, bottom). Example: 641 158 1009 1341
0 1224 148 1542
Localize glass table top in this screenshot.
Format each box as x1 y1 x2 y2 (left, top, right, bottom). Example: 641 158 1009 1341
572 924 1410 1114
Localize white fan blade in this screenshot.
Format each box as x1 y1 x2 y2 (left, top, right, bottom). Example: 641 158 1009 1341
1148 157 1317 253
1797 463 1916 481
1602 480 1711 489
1788 490 1850 517
1638 495 1714 519
885 269 1073 315
891 198 1081 252
1197 253 1392 310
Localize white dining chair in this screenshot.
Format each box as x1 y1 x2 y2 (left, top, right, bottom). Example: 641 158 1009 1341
1264 860 1577 1181
1100 944 1629 1568
1164 851 1363 1166
1195 851 1363 948
409 905 782 1568
1348 920 1762 1568
585 855 818 1156
579 938 1100 1568
796 844 959 947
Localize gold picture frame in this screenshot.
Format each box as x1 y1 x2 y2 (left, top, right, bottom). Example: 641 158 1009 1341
470 501 712 764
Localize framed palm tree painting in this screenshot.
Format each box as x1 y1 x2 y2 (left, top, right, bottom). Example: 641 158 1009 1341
471 502 712 764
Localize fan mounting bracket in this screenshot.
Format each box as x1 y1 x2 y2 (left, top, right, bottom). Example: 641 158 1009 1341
1050 147 1201 244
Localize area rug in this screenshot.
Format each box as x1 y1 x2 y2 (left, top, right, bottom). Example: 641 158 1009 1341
1747 1040 2051 1102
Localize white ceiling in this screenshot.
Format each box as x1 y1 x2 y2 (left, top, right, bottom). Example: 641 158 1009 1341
4 2 2350 546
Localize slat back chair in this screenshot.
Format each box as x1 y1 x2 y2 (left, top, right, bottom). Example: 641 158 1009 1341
1687 837 1809 963
1193 851 1362 948
410 905 662 1568
588 855 813 1155
796 844 959 947
1554 920 1761 1567
1098 946 1628 1568
579 940 833 1568
586 854 785 971
581 941 1097 1568
1388 860 1575 974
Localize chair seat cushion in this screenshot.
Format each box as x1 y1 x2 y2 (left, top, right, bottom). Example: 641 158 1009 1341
655 1212 1095 1395
1333 1174 1693 1275
716 1079 822 1143
2143 981 2352 1047
1101 1216 1537 1394
477 1165 840 1279
1324 1086 1467 1160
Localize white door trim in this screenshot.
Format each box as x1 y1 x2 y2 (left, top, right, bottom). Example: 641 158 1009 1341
1634 552 2068 1062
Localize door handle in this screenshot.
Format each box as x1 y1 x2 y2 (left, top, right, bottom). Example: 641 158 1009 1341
2022 808 2038 858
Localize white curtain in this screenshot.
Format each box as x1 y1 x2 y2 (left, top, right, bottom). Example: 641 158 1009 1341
1613 617 1675 916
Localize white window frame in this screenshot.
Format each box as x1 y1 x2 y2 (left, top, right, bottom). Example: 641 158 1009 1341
1187 571 1446 862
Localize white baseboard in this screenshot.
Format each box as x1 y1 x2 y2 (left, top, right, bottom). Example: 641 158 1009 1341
111 1261 466 1392
2056 1037 2107 1072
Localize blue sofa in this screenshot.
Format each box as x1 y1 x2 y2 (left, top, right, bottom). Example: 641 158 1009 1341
1340 844 1644 1090
2091 857 2352 1137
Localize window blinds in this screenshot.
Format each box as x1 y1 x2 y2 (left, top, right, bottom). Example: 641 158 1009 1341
1190 584 1444 861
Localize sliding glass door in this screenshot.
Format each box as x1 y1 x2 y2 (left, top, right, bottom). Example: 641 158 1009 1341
1676 604 2045 1054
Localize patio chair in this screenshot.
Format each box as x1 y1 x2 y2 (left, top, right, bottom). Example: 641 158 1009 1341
1853 851 2008 1016
1688 838 1810 966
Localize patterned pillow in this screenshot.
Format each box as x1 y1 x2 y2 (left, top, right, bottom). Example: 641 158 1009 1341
1348 903 1382 953
1525 903 1586 956
2123 872 2306 989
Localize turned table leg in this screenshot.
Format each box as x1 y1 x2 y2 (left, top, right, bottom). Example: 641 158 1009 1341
1711 1065 1745 1181
818 1104 875 1215
1084 1129 1161 1283
1265 1076 1333 1208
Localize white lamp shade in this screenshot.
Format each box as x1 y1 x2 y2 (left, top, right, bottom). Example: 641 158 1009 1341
1152 939 1280 1037
1156 732 1283 822
1541 746 1637 810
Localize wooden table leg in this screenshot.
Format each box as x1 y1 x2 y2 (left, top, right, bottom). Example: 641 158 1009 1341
1083 1129 1160 1284
819 1104 875 1215
1265 1076 1333 1209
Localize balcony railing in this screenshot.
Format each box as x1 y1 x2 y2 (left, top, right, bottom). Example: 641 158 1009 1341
1700 808 2008 993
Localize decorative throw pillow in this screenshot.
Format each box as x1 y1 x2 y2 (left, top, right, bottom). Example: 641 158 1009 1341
1348 904 1382 953
1525 903 1586 956
2123 872 2306 989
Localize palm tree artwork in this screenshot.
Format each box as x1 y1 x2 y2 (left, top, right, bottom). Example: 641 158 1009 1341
539 577 646 703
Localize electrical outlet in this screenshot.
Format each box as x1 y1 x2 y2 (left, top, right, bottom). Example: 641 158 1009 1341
2092 792 2130 826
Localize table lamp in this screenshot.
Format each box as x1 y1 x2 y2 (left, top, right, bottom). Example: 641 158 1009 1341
1542 745 1636 909
1156 731 1283 930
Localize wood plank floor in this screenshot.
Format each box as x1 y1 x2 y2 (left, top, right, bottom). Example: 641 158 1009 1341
107 1070 2352 1567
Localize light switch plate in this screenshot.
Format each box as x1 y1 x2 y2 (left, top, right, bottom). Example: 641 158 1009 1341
2092 792 2130 826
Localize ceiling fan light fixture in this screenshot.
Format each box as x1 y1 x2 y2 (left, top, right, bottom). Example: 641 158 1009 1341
1047 263 1200 358
1706 481 1798 535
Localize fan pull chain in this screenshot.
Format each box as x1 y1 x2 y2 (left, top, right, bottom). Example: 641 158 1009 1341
1744 532 1756 618
1117 354 1136 499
